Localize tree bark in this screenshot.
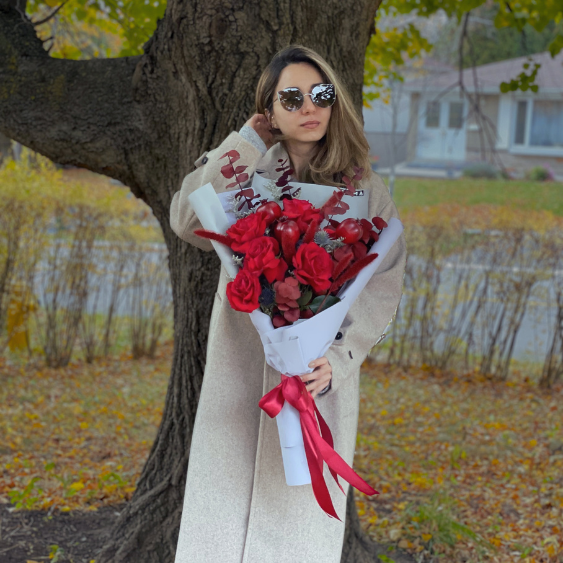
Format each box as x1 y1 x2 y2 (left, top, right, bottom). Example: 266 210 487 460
342 488 416 563
0 1 416 561
0 131 12 163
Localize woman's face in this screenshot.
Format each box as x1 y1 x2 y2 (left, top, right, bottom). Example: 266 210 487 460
268 62 332 144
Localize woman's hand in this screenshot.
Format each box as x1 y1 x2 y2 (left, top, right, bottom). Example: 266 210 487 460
244 113 275 150
300 356 332 399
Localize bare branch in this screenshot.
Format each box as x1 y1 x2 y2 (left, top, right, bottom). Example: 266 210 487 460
456 10 509 175
31 0 69 26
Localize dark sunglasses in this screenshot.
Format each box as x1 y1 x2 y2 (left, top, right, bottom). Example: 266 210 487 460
274 83 336 112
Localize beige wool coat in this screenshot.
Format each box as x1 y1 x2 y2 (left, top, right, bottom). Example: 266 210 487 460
170 130 407 563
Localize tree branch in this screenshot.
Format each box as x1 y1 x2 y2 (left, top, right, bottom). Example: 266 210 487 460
0 2 148 198
31 0 69 27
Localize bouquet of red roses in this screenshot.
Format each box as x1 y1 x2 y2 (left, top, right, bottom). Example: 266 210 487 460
187 148 403 519
193 149 388 328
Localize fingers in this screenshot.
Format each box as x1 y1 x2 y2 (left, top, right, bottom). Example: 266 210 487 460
300 357 332 398
247 114 274 149
251 113 269 128
309 356 329 369
299 364 331 384
309 370 332 398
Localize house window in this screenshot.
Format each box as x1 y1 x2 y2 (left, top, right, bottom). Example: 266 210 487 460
530 101 563 147
448 102 464 129
512 99 563 150
426 102 440 128
514 101 527 145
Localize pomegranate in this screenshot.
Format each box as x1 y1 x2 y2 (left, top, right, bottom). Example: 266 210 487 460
334 218 363 244
255 201 282 225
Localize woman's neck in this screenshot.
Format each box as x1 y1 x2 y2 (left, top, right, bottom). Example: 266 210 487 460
283 139 318 181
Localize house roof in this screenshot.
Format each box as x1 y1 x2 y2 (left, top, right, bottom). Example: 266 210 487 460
404 51 563 94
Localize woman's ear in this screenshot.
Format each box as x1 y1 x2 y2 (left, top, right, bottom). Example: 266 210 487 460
267 110 278 130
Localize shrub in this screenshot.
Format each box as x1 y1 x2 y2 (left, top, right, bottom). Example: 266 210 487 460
0 149 169 364
462 162 501 179
525 165 554 182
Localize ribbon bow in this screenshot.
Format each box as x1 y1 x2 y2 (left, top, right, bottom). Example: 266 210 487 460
259 374 378 520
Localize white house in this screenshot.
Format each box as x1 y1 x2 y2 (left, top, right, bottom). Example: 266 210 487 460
401 51 563 175
361 58 455 170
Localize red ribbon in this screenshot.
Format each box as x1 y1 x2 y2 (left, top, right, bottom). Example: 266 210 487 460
259 374 378 520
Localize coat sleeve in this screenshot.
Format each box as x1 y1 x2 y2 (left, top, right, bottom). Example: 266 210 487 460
321 173 407 395
169 131 265 251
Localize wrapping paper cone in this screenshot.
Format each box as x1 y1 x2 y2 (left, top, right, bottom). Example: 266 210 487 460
249 301 349 485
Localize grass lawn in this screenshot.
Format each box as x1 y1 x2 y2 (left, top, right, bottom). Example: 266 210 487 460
384 176 563 218
1 348 562 562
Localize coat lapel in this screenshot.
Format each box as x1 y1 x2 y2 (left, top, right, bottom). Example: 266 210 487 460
256 142 291 180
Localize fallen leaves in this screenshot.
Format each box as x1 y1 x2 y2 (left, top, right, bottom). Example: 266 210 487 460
355 362 563 561
0 343 172 511
2 342 562 561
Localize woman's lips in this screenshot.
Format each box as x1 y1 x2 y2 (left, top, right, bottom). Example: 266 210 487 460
301 122 320 129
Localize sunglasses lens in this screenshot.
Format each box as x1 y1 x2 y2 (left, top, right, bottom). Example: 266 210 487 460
312 84 336 108
278 87 303 111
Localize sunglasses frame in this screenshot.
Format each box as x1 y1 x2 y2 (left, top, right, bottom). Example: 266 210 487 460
274 83 337 112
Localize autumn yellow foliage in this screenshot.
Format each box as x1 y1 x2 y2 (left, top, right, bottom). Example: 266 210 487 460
0 148 162 244
402 202 563 234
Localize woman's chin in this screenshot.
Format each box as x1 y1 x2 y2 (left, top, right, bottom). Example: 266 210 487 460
288 128 327 144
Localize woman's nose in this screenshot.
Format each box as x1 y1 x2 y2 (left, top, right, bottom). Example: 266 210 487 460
301 94 316 113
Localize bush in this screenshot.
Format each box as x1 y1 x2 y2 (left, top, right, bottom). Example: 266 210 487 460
462 162 502 179
0 149 169 364
372 223 563 384
525 165 554 182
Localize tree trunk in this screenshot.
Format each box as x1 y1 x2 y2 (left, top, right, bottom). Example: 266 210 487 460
342 488 416 563
0 1 414 561
0 131 12 163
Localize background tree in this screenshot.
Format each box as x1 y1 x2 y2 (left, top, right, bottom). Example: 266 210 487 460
432 3 560 69
365 0 563 101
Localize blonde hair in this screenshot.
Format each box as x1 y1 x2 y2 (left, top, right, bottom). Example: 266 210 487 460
255 44 372 188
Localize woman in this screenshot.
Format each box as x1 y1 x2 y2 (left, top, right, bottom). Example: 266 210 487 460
170 44 407 563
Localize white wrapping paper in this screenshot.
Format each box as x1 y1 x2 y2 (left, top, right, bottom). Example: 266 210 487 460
216 172 370 224
188 179 404 485
187 183 239 278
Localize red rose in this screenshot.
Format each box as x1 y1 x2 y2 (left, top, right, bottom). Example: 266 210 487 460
226 270 261 313
292 242 333 293
296 207 323 234
226 213 268 252
282 198 313 219
243 236 286 283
